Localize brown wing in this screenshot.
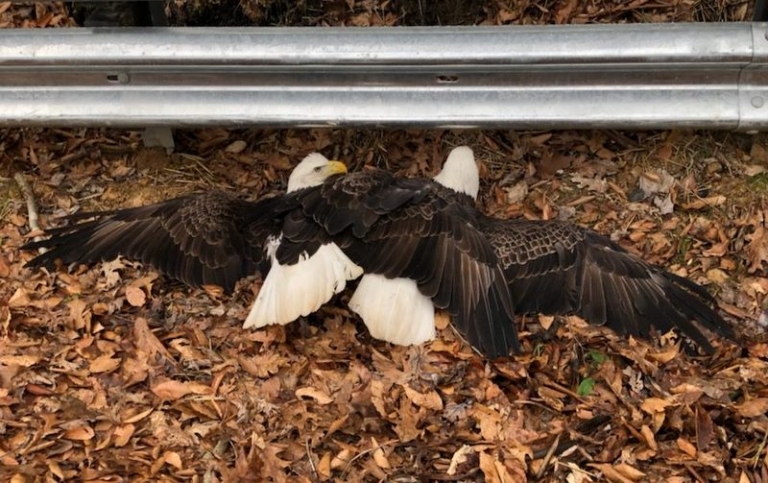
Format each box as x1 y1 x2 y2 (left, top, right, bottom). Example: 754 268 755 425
277 170 519 358
480 217 736 353
23 191 284 293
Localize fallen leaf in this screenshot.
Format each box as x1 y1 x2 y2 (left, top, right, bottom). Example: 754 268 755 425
124 286 146 307
640 425 658 452
505 181 528 204
113 424 135 447
590 463 638 483
677 437 696 457
151 379 193 401
7 288 31 308
330 448 353 470
67 298 91 331
317 452 332 479
295 387 334 405
89 354 121 374
639 169 676 196
478 451 513 483
402 385 443 410
0 355 40 367
123 408 154 424
370 437 390 469
614 463 646 481
133 317 173 361
746 224 768 273
434 311 450 330
64 425 95 441
447 445 473 476
164 451 183 470
735 398 768 418
225 140 248 154
640 397 675 414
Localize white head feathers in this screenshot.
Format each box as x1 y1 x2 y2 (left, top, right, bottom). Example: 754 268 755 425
432 146 480 200
287 153 348 193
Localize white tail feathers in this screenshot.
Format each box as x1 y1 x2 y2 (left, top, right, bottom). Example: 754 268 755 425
243 242 363 329
349 274 436 346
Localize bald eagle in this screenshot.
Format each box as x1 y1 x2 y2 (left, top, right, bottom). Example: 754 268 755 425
22 147 736 356
345 146 736 353
24 150 518 357
347 146 480 347
432 149 735 353
21 152 348 298
24 149 518 357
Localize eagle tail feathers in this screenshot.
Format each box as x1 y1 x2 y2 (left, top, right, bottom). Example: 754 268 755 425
349 274 436 346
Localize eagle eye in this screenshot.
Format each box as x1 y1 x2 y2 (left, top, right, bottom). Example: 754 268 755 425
313 166 323 172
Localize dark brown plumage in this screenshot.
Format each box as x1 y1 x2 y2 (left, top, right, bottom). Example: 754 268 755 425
23 191 281 293
478 217 736 352
21 153 735 356
23 169 520 358
279 169 519 357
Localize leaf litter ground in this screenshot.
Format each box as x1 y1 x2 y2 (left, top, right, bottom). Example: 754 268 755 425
1 1 768 482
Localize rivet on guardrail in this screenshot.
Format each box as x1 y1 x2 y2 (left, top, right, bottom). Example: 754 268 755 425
106 73 130 85
436 75 459 84
752 96 765 108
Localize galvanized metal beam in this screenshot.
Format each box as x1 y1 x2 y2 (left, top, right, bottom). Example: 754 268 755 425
1 23 767 131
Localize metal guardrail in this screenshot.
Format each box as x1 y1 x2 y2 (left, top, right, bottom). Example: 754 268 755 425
1 23 767 131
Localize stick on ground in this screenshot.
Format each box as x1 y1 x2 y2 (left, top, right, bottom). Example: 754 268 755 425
13 172 46 249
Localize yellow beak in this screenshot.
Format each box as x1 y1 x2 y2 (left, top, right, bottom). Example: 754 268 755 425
324 160 348 175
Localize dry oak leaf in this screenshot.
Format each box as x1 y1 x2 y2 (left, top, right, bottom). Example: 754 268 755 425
113 424 135 447
402 385 443 410
295 386 334 405
124 285 146 307
133 317 173 361
590 463 645 483
735 398 768 418
163 451 183 471
0 355 40 367
640 397 677 414
63 425 95 441
127 274 157 306
7 288 31 308
317 452 332 479
151 379 212 401
67 297 91 330
447 445 474 476
746 224 768 273
89 354 121 374
478 451 514 483
370 436 391 469
677 437 697 458
640 424 658 452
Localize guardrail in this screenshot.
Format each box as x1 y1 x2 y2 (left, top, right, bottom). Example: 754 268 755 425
1 23 767 131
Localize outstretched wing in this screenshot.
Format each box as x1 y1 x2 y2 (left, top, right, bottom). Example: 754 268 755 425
23 191 283 293
480 217 735 353
278 170 520 358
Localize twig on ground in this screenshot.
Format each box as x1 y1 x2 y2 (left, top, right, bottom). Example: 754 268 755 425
305 438 319 482
13 173 46 248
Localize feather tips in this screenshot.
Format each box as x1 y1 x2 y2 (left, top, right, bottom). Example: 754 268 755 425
243 242 363 329
481 216 735 353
